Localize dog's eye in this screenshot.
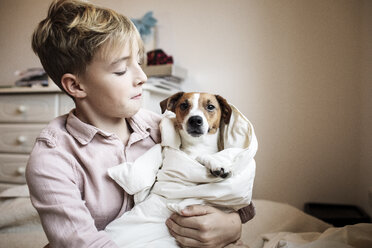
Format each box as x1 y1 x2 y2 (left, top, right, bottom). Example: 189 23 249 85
207 104 215 111
180 102 189 111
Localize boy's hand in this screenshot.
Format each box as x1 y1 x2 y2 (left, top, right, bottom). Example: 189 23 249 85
166 205 242 248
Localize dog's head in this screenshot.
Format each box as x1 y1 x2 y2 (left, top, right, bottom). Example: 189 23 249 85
160 92 232 138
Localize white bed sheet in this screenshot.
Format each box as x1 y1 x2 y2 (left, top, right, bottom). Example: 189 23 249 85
1 185 371 248
235 199 372 248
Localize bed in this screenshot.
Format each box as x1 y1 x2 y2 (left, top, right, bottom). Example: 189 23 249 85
1 184 371 248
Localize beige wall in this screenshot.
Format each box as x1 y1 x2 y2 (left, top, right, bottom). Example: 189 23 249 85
0 0 50 84
358 0 372 217
0 0 370 212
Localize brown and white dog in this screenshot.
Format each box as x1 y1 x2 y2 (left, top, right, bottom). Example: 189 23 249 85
160 91 232 178
106 91 255 247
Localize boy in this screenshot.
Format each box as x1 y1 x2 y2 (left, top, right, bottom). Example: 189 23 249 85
27 0 255 247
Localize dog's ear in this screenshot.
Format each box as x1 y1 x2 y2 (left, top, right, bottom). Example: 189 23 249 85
215 95 232 124
160 91 185 113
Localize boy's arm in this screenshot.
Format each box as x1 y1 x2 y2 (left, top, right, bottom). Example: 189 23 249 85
26 144 118 248
238 202 256 223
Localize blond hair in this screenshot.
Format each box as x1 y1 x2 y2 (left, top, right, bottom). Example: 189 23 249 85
32 0 143 91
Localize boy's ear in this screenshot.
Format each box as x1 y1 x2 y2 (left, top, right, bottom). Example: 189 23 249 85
61 73 87 98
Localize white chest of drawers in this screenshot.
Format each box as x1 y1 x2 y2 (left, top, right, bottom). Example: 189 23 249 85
0 84 174 189
0 86 75 188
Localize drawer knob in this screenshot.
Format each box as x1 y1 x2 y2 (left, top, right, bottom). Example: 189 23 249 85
16 167 26 176
17 105 27 113
17 136 27 144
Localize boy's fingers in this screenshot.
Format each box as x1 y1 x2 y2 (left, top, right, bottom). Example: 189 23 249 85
180 204 215 217
168 227 202 248
166 218 201 241
168 213 200 229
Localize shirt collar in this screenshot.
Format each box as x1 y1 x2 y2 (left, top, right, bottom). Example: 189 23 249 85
66 110 152 146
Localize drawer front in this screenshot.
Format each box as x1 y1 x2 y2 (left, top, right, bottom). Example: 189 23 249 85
59 94 75 115
0 124 45 153
0 94 58 123
0 154 28 184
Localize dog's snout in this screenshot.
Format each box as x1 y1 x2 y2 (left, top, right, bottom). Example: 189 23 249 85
186 116 205 137
188 116 203 127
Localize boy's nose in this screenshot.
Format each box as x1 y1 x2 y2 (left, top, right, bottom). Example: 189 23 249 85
134 65 147 86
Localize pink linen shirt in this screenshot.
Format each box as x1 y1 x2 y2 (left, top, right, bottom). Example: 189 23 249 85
26 108 161 248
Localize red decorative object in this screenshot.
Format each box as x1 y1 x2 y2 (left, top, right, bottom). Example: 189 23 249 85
147 49 173 66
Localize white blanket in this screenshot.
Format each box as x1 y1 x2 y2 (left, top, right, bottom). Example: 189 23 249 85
105 105 257 248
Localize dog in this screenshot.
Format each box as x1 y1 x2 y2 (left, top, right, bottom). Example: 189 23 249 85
160 91 233 178
105 91 256 247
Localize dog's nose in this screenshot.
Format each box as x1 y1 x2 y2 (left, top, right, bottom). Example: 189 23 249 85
188 116 203 127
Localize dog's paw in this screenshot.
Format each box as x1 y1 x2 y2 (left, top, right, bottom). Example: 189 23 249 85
196 155 231 178
210 168 230 178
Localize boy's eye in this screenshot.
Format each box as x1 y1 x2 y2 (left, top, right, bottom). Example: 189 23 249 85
114 70 127 76
206 104 215 111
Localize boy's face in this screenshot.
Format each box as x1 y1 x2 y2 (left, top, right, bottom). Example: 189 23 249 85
78 40 147 119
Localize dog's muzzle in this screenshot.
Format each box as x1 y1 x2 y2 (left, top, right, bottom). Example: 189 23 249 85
187 116 204 137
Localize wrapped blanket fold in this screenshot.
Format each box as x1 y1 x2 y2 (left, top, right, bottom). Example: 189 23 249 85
105 105 257 247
